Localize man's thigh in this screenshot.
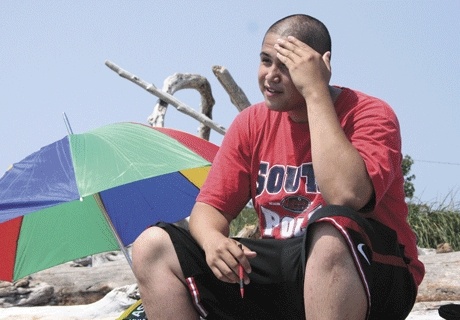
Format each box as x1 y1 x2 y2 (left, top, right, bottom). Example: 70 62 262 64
306 205 417 319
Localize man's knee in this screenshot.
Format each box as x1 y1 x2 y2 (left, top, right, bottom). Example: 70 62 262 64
306 222 354 270
132 226 171 273
304 222 368 319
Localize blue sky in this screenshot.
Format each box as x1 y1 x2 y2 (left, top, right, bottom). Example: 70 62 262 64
1 1 459 205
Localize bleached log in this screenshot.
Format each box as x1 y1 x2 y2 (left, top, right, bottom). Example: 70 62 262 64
148 73 216 140
105 60 226 136
212 65 251 112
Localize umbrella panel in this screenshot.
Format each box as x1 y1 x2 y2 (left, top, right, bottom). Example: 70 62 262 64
0 196 119 281
102 166 210 246
71 123 211 198
0 137 80 223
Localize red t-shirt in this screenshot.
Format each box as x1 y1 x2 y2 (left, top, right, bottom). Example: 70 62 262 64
197 87 424 286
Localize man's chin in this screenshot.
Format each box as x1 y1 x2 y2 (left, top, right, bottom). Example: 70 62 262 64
265 104 285 112
264 99 283 112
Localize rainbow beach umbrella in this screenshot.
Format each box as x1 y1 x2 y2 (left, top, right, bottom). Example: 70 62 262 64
0 122 218 282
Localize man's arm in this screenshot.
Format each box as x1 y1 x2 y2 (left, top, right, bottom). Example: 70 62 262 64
189 202 255 284
275 36 373 210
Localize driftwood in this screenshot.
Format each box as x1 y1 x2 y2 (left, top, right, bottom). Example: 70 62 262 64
212 65 251 112
148 73 216 140
105 60 253 141
105 60 227 136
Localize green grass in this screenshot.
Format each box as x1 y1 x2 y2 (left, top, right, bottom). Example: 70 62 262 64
408 197 460 250
229 207 258 237
231 198 460 251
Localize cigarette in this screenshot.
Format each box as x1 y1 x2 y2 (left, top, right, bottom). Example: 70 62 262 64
238 243 244 298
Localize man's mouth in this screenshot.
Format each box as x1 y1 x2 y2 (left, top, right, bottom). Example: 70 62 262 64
265 86 281 95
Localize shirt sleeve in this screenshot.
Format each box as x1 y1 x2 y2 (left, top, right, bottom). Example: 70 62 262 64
343 96 403 206
196 108 253 218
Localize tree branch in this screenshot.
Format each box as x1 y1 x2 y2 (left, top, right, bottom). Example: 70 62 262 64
148 73 216 140
212 65 251 112
105 60 226 136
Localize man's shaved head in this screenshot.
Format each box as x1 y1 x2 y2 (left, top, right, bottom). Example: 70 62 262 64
265 14 331 56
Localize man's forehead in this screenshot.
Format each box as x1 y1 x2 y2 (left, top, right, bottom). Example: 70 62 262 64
261 33 279 47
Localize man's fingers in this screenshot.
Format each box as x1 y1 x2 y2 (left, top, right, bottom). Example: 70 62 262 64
211 259 238 283
279 36 319 57
278 36 307 52
286 35 308 47
274 37 310 67
274 43 293 61
208 242 252 284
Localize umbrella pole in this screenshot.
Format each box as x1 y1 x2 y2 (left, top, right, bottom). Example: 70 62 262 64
93 193 133 269
62 112 74 135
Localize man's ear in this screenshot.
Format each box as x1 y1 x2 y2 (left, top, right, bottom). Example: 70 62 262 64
322 51 332 72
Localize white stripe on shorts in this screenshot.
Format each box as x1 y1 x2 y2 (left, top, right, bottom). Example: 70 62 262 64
186 276 209 317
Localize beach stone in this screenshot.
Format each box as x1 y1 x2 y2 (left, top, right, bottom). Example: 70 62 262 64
0 251 134 307
416 251 460 301
14 278 30 288
0 284 138 320
0 286 17 298
436 242 454 254
16 282 54 306
30 252 135 305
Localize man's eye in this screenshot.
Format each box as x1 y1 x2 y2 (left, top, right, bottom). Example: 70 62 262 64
261 58 271 65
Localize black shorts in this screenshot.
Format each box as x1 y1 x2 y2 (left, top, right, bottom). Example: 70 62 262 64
156 205 417 320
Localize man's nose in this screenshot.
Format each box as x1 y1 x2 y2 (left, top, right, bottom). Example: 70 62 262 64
266 67 281 83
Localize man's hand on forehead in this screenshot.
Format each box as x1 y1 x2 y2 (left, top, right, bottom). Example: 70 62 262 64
274 36 331 97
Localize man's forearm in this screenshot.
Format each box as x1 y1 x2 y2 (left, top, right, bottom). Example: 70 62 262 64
189 202 232 250
306 87 374 210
